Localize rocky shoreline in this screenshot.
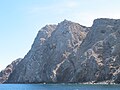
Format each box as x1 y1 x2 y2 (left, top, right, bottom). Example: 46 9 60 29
0 58 22 83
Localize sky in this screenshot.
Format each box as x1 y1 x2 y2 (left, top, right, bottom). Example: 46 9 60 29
0 0 120 70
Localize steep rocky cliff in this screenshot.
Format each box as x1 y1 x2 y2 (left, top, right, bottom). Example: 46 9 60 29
5 18 120 84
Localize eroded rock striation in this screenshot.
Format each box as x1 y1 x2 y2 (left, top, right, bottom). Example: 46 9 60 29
5 18 120 84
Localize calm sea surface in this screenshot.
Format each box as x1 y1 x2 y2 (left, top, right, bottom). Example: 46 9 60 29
0 84 120 90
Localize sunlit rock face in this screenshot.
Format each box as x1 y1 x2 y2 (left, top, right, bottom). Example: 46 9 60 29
6 18 120 84
6 20 89 83
70 18 120 83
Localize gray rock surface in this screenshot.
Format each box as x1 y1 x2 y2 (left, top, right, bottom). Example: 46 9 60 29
71 18 120 83
0 58 22 83
5 18 120 84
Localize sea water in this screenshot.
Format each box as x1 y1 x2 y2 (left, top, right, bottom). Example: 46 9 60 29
0 84 120 90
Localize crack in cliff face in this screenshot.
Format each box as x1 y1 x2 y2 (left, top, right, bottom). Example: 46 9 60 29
5 18 120 84
52 60 65 82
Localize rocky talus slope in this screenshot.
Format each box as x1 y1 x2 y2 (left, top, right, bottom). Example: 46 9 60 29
0 58 22 83
5 18 120 84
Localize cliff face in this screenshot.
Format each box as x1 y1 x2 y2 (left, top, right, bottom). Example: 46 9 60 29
60 18 120 83
0 58 22 83
6 18 120 84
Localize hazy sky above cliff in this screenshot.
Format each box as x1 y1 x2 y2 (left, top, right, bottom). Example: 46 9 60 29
0 0 120 70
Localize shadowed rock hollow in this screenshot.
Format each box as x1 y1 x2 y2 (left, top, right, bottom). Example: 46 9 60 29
5 18 120 84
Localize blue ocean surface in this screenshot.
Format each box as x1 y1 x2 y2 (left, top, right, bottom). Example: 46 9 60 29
0 84 120 90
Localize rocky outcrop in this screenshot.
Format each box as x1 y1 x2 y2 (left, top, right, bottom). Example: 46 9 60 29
69 18 120 83
0 58 22 83
6 20 89 83
5 18 120 84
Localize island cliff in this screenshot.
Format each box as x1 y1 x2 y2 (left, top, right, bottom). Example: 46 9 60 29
4 18 120 84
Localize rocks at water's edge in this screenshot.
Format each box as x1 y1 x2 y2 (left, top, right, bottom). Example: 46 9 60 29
0 58 22 83
3 18 120 84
